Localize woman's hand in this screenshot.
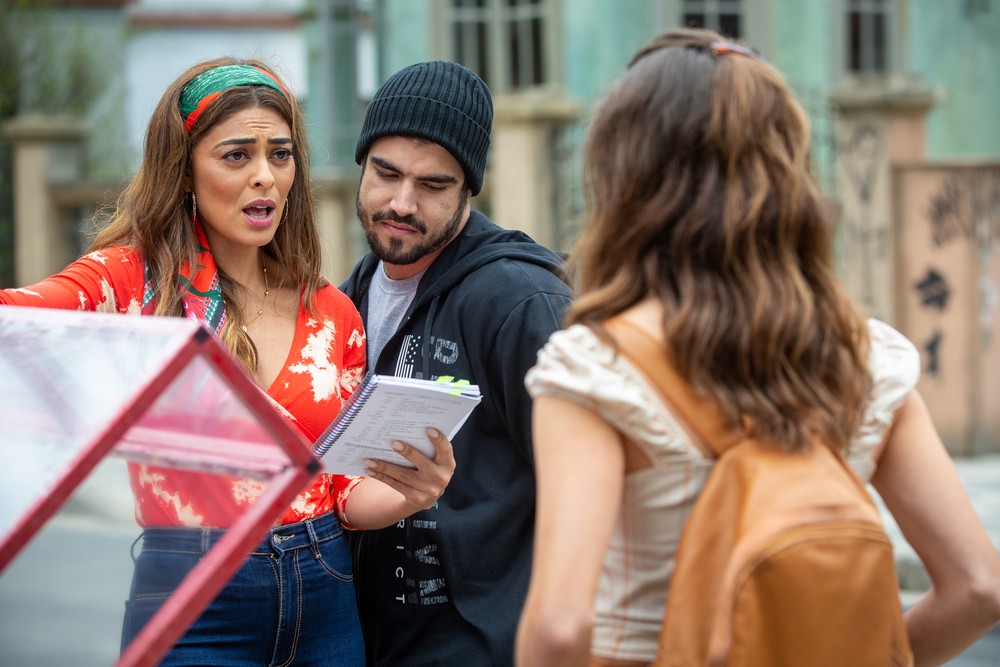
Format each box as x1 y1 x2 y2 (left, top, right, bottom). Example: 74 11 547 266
362 428 456 511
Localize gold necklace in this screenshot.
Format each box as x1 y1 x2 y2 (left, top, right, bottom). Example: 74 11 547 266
241 261 268 333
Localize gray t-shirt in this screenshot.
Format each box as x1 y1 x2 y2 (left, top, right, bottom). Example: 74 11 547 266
365 260 423 368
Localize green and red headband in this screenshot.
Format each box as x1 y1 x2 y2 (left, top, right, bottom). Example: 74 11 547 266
180 64 290 133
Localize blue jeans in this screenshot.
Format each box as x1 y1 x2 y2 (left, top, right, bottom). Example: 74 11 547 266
121 511 364 666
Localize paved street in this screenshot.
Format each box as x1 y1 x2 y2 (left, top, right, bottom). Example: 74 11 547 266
0 509 136 666
0 458 137 666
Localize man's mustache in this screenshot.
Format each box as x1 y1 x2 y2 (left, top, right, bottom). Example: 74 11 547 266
371 210 426 234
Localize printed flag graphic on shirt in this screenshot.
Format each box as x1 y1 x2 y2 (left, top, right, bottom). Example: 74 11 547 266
395 334 421 378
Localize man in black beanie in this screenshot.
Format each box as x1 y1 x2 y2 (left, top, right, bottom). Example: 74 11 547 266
340 60 574 665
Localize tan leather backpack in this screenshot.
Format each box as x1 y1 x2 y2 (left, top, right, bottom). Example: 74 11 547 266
607 318 913 667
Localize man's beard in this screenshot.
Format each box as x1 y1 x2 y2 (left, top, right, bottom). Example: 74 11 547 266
357 189 469 266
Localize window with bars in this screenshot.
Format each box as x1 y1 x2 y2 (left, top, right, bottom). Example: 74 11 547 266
682 0 743 39
847 0 889 74
446 0 553 92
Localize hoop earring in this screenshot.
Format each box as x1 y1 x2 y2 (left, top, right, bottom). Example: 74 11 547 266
282 196 290 223
190 192 197 223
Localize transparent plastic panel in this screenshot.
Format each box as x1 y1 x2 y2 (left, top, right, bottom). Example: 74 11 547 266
115 352 296 529
0 307 196 539
0 307 319 667
119 354 294 486
0 456 144 666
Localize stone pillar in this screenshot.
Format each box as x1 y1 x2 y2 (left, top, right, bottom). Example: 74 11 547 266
4 114 90 286
491 92 580 249
828 80 939 324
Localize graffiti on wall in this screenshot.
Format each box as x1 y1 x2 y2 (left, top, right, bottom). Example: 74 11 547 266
917 168 1000 376
914 267 951 310
912 267 950 377
842 124 884 206
839 122 888 316
922 331 943 377
926 168 1000 248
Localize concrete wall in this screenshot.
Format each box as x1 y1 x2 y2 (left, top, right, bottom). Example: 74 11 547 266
908 1 1000 160
830 82 940 323
895 164 1000 455
374 0 432 78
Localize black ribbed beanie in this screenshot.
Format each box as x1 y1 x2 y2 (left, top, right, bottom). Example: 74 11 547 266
355 61 493 196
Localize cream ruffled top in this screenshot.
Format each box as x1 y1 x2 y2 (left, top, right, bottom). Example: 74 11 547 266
524 318 920 662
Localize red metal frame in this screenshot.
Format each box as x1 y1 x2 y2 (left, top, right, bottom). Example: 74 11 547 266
117 327 321 667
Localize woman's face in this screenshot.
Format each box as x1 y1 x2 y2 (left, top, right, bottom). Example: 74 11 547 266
189 106 295 259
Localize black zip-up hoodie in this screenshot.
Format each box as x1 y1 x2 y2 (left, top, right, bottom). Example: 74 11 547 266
341 211 574 665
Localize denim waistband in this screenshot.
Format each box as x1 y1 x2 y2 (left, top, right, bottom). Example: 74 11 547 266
136 510 344 557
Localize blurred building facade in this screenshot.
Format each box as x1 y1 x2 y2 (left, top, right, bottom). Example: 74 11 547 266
4 0 1000 454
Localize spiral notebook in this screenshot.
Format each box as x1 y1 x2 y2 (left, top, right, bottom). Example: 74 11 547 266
314 372 482 475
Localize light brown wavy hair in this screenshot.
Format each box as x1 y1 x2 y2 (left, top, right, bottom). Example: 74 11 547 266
89 57 325 372
568 28 871 452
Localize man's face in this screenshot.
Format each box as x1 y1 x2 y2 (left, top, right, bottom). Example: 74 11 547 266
356 136 471 280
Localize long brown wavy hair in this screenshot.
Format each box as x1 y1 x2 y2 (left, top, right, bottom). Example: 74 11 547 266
89 57 325 372
568 28 871 453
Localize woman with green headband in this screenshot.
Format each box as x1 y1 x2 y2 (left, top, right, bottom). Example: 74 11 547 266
0 57 455 665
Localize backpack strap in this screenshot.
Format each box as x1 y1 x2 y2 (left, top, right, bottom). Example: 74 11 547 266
604 317 744 457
